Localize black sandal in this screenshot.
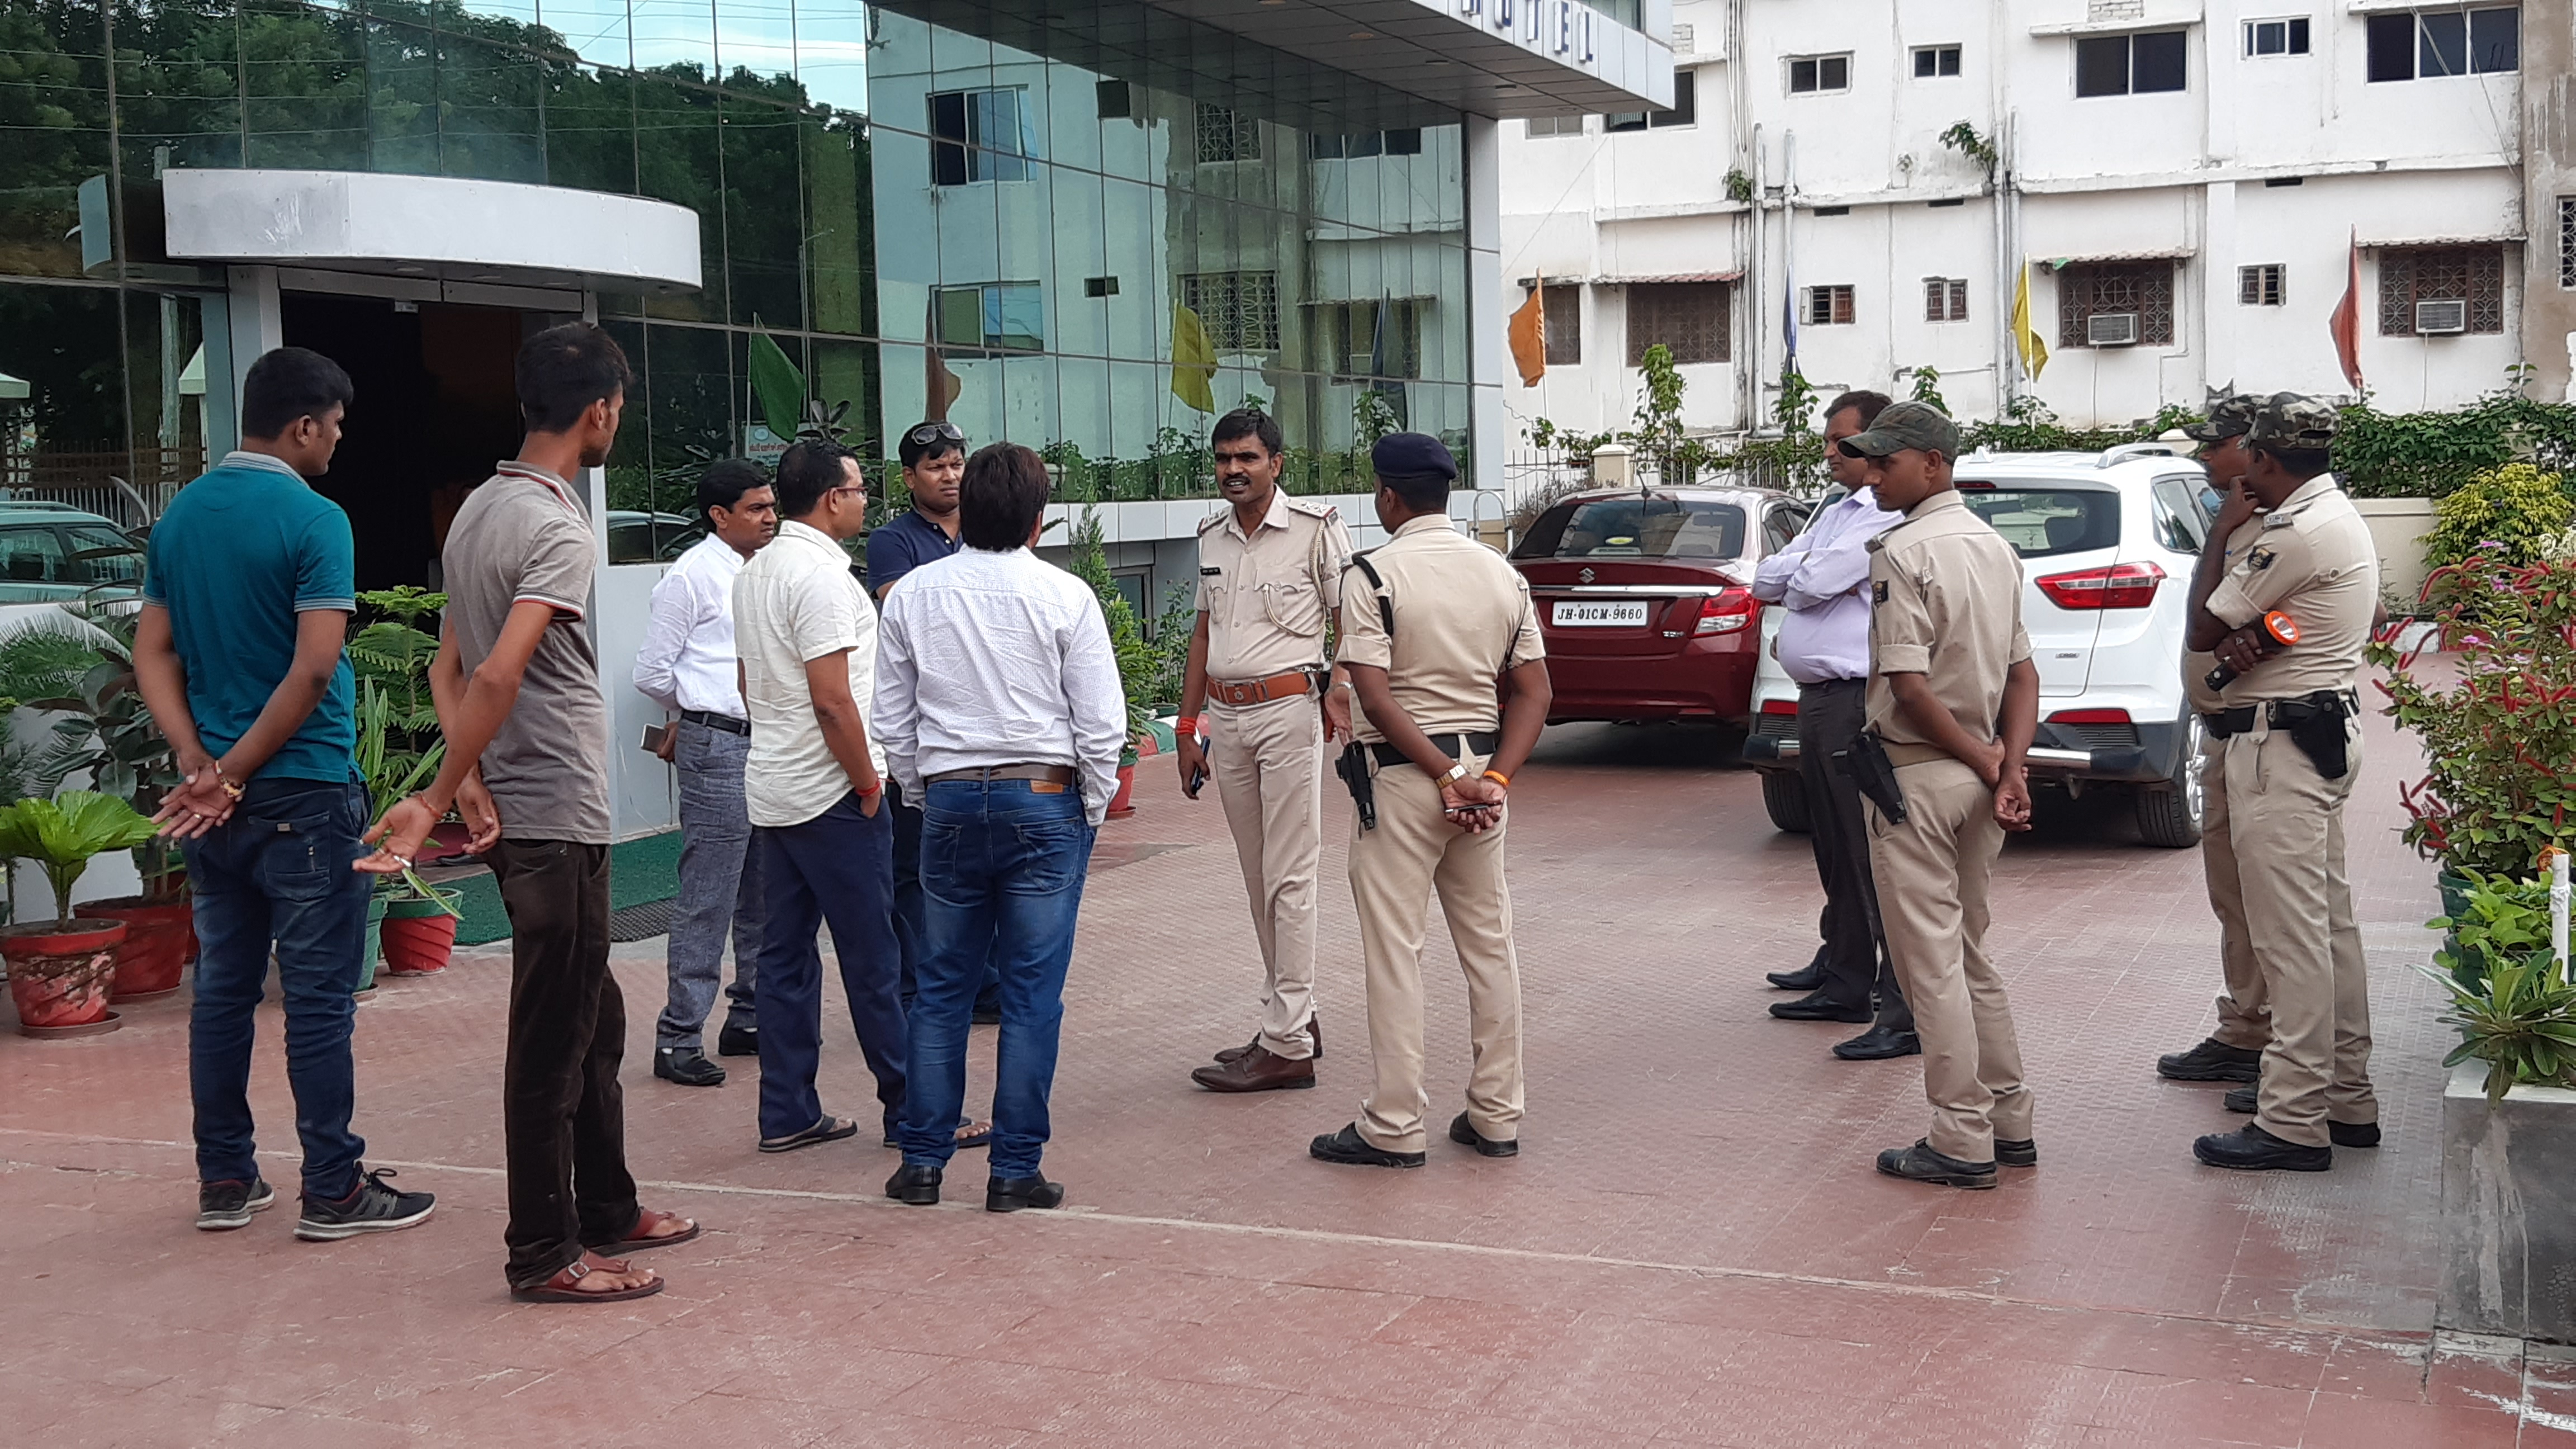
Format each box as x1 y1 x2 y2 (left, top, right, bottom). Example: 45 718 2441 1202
759 1115 859 1154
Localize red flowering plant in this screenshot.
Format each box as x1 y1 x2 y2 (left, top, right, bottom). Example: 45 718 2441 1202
2368 551 2576 880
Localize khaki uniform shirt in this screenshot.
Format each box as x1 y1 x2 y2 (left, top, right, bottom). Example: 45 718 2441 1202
1865 489 2033 750
2204 474 2377 705
1339 514 1545 744
1194 490 1354 680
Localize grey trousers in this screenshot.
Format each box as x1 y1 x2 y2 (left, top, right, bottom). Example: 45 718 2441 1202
656 717 760 1049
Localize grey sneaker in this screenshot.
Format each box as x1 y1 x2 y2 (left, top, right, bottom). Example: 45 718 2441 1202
197 1178 277 1231
296 1167 436 1242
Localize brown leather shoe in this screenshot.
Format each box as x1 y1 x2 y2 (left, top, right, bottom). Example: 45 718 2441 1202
1213 1018 1321 1066
1191 1044 1317 1092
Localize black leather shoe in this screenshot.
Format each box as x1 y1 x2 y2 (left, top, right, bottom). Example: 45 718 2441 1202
2194 1123 2331 1172
1832 1024 1922 1060
716 1021 759 1058
885 1164 942 1205
654 1046 726 1087
1448 1112 1517 1158
1875 1140 1996 1189
986 1174 1064 1213
2224 1085 2257 1114
2157 1037 2261 1083
2330 1120 2381 1149
1995 1138 2038 1167
1309 1123 1426 1169
1770 990 1871 1023
1766 962 1826 992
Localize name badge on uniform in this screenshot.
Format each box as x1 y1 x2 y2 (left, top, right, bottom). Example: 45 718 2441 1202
1872 580 1888 604
2248 546 2277 571
1199 566 1220 576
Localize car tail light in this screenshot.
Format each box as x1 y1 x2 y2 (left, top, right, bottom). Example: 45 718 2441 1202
2035 561 2166 609
1694 587 1757 634
2045 708 2133 724
1759 697 1799 716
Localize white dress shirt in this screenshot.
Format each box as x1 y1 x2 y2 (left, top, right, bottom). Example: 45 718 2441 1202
874 545 1126 826
732 519 886 829
633 534 749 717
1750 486 1905 685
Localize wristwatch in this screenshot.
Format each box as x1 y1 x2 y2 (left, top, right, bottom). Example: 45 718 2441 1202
1434 762 1469 787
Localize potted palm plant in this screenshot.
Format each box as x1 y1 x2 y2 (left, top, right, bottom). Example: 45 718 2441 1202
355 680 461 981
0 791 160 1037
1066 507 1158 819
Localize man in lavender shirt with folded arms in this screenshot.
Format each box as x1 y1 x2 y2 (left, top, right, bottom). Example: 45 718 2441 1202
1749 389 1917 1062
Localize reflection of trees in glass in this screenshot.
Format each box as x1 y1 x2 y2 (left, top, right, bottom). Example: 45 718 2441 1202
0 6 106 277
0 285 127 447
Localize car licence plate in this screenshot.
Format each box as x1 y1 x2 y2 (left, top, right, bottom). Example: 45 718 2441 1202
1554 600 1649 627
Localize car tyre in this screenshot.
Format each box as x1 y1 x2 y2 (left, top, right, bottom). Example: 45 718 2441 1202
2132 712 2205 849
1761 769 1811 834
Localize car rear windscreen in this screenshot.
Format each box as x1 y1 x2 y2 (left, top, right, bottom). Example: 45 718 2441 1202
1955 487 2120 558
1513 497 1748 561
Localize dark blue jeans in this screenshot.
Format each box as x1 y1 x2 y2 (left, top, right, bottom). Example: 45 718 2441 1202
753 791 907 1141
900 779 1095 1178
889 778 1000 1015
182 777 370 1200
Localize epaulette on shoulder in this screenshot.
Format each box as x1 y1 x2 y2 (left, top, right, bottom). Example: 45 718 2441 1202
1196 510 1227 534
1284 496 1337 521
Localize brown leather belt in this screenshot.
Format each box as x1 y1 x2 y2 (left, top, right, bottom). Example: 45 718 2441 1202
1206 669 1317 708
924 763 1077 786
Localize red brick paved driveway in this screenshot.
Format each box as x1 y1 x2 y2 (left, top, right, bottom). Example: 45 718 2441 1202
2 703 2563 1446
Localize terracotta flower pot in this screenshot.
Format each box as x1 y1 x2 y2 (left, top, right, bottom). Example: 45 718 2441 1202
1106 761 1137 820
79 896 192 1001
380 889 462 978
4 919 127 1036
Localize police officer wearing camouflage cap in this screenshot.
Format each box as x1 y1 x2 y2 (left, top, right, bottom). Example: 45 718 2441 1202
2155 393 2273 1090
2186 393 2382 1173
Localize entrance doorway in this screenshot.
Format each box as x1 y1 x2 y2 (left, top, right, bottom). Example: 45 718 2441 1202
279 293 539 592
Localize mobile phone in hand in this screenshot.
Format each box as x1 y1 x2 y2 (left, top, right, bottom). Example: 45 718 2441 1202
641 723 673 754
1186 762 1208 797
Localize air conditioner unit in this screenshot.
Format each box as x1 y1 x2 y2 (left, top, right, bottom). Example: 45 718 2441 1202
2087 312 2140 347
2414 299 2468 335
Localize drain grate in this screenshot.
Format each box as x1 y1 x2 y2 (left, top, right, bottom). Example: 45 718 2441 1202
608 897 678 943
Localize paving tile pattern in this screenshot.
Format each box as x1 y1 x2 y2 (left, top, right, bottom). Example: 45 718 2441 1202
1 700 2560 1446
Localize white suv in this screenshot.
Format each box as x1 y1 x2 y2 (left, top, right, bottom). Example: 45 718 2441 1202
1745 443 2218 848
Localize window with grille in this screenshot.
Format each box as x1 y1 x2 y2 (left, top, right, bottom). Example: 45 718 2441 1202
2238 264 2286 306
2561 198 2576 288
1924 278 1970 322
2376 246 2505 334
1542 286 1582 365
1914 45 1963 78
1803 285 1855 326
2056 262 2176 347
2366 6 2518 79
1787 54 1852 94
932 283 1045 353
1526 115 1585 138
1195 103 1261 163
1627 282 1731 365
1179 272 1281 352
2075 31 2187 96
929 89 1030 186
2243 17 2310 55
1315 300 1422 379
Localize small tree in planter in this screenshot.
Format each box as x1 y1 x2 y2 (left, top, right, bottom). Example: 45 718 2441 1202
1065 505 1160 817
0 792 160 1036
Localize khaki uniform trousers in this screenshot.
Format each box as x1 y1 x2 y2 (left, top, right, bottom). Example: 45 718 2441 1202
2196 733 2270 1051
1210 694 1324 1059
1348 749 1523 1154
1867 757 2032 1163
2223 722 2376 1147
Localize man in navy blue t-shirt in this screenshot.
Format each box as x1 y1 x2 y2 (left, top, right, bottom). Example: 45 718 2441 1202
134 346 435 1243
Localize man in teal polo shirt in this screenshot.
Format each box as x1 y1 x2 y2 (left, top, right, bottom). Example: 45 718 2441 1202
133 345 436 1242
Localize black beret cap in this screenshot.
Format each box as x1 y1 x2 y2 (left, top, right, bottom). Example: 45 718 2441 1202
1370 432 1458 484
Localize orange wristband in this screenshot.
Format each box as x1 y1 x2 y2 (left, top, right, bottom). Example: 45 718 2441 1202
1482 769 1510 787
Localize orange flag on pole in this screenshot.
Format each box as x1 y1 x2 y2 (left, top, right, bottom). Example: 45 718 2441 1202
1508 283 1547 387
2329 228 2366 395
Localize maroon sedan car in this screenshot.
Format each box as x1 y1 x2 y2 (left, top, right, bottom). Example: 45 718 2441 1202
1509 485 1810 726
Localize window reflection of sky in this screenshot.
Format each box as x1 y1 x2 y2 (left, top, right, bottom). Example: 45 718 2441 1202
537 0 872 114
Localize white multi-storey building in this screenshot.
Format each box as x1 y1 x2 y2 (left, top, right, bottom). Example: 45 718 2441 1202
1502 0 2576 437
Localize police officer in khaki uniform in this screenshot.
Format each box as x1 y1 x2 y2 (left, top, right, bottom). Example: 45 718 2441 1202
1843 401 2043 1191
2190 394 2381 1172
1176 408 1355 1092
1309 433 1550 1169
2157 394 2272 1088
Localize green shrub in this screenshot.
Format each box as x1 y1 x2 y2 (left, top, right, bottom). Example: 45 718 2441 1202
2422 462 2574 574
2432 868 2556 991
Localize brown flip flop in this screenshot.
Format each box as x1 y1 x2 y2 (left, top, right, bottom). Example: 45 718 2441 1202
584 1206 700 1255
511 1252 665 1305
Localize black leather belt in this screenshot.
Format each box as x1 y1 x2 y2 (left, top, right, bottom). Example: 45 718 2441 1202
681 709 749 736
925 763 1077 786
1367 732 1500 770
2204 688 2361 740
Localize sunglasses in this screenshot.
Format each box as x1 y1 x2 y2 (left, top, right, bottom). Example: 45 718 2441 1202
907 422 965 447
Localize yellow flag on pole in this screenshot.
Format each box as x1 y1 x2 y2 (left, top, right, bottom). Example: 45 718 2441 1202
2011 262 2049 382
1508 283 1547 387
1169 306 1216 413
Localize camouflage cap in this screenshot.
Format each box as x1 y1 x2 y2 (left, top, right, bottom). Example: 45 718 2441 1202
2244 392 2339 452
1835 399 1961 460
2181 393 2258 443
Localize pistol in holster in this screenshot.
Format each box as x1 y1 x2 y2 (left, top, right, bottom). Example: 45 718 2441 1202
1835 731 1910 825
1336 741 1377 830
2271 689 2358 781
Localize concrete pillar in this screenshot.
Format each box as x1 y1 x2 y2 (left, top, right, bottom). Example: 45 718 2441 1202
1466 113 1507 499
2520 0 2574 398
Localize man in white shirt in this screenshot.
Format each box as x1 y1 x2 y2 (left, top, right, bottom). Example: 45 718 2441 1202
1749 390 1916 1062
633 459 776 1087
731 440 907 1153
875 442 1124 1213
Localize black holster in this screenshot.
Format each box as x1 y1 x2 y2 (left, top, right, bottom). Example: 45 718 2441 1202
2273 692 2356 781
1336 742 1377 830
1837 731 1909 825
